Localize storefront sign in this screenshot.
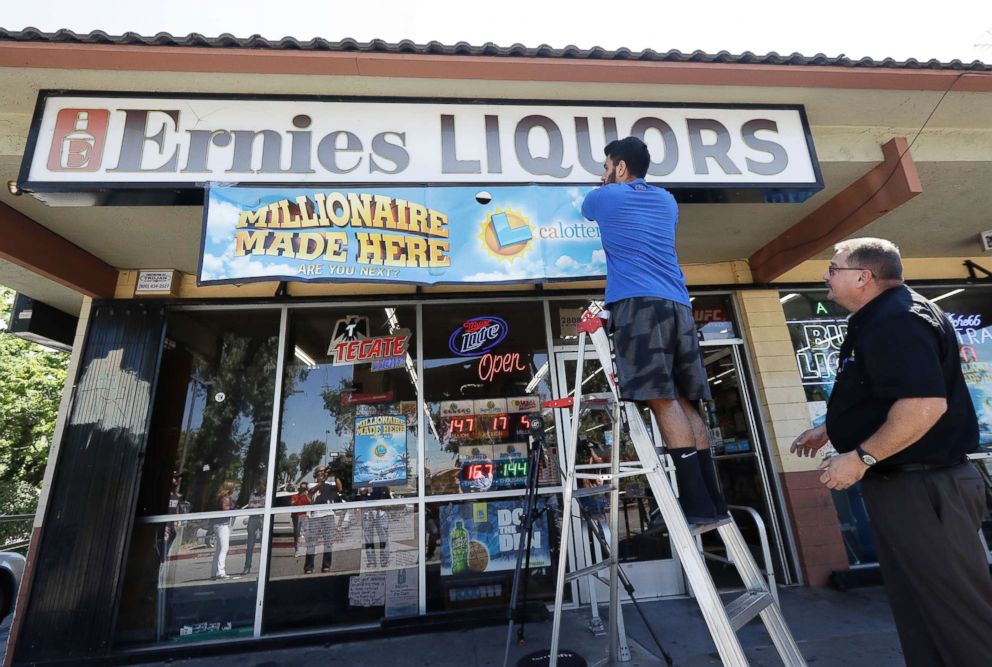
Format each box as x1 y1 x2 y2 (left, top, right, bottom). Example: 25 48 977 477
692 307 728 323
440 499 551 576
507 396 540 413
449 316 509 356
353 415 408 486
473 398 508 415
327 314 411 366
788 320 848 385
341 391 395 406
478 352 528 382
134 269 179 296
201 185 621 286
21 93 822 205
440 400 474 417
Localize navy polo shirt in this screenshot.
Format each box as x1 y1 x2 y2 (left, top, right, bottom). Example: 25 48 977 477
825 285 978 468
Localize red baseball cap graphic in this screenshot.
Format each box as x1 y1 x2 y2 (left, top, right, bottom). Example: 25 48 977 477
46 108 110 172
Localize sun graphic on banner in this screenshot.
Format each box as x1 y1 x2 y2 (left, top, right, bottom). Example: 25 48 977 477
478 208 534 261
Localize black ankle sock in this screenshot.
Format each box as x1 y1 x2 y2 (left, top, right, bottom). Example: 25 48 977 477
669 447 717 522
697 448 729 515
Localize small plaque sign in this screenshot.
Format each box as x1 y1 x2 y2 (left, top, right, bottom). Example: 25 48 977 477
134 270 179 296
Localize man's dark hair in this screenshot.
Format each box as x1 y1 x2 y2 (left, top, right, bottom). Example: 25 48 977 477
604 137 650 178
834 237 904 282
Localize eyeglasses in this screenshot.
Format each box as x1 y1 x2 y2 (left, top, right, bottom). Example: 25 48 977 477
827 266 870 276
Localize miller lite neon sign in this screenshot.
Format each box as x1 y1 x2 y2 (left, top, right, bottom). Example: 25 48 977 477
449 316 508 357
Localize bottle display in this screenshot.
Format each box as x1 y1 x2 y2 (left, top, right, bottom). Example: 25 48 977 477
450 519 469 575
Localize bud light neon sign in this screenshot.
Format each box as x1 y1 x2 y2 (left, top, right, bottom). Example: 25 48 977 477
449 316 509 357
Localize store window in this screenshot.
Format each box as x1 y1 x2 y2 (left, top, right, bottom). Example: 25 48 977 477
274 306 419 501
263 305 420 632
421 301 560 612
118 309 281 646
783 285 992 566
422 301 557 496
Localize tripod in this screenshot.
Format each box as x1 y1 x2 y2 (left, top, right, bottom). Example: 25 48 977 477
502 413 557 667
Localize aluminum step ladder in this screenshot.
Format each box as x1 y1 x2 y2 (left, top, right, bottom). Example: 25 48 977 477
545 310 807 667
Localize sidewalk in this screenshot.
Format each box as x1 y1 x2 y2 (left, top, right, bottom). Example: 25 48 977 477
104 585 901 666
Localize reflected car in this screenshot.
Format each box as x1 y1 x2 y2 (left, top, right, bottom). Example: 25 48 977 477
0 551 26 622
195 513 293 548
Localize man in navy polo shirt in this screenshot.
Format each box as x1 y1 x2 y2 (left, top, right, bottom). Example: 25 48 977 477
792 237 992 665
582 136 726 523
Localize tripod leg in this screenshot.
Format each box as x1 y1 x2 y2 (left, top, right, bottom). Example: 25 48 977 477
502 415 547 667
515 437 544 645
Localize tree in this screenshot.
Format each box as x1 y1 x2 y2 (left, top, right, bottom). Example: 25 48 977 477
298 439 327 481
0 287 69 547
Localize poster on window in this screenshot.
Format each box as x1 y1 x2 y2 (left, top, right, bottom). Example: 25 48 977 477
353 415 408 487
439 499 551 576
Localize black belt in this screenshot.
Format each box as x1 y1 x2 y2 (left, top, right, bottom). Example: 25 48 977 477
870 459 967 475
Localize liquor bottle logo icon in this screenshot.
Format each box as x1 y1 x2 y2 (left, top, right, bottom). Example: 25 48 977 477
46 108 110 172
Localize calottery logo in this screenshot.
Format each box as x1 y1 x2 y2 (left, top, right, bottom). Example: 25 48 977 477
479 209 533 261
449 316 509 357
233 193 451 274
47 109 110 172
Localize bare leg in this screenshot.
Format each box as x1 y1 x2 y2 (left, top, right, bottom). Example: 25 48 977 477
678 397 710 451
646 398 693 448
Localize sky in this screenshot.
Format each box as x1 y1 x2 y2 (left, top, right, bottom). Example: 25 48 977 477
3 0 991 64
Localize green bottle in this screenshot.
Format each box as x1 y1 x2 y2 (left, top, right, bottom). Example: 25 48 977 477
450 519 469 575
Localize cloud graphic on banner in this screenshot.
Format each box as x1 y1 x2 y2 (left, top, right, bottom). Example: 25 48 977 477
567 187 586 212
206 198 245 246
463 254 545 282
200 252 298 281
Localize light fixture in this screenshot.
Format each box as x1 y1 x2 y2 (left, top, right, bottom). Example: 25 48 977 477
779 293 800 304
931 288 965 303
708 368 735 382
525 362 550 393
6 180 21 196
293 346 317 368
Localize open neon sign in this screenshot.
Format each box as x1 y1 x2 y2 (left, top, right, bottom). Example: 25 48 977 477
478 352 527 382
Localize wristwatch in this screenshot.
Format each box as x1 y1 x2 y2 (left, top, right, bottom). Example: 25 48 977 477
854 445 878 467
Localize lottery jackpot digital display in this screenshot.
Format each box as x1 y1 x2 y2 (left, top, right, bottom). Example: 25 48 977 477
442 413 531 442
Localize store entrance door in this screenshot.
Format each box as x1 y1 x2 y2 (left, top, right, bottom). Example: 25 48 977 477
555 352 685 601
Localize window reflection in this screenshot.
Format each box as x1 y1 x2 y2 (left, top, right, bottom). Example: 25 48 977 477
262 504 420 632
275 307 419 501
115 522 260 646
137 310 279 516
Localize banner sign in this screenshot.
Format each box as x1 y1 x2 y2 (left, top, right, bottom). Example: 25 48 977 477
440 499 551 576
200 184 619 285
23 94 822 199
353 415 408 487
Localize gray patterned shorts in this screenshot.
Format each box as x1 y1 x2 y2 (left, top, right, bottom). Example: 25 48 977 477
607 297 711 402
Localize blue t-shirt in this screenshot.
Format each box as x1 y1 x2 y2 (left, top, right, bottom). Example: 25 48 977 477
581 179 690 306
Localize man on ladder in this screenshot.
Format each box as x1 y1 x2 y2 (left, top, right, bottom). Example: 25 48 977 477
580 136 727 524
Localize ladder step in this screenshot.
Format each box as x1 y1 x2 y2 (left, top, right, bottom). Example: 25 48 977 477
572 484 615 499
575 467 653 482
565 559 615 583
542 395 613 410
725 591 775 631
689 516 735 536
